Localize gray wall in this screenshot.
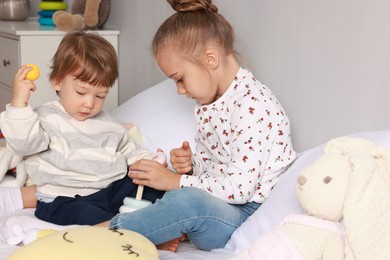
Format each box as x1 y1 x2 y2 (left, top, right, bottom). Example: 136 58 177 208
30 0 390 152
30 0 169 100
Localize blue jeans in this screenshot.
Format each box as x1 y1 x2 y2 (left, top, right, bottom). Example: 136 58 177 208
110 187 260 251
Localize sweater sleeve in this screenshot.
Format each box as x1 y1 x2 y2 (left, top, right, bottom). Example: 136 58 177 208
0 104 50 156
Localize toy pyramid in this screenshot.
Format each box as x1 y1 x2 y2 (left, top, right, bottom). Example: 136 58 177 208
37 0 68 26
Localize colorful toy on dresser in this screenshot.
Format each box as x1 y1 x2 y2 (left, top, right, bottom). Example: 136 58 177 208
37 0 68 26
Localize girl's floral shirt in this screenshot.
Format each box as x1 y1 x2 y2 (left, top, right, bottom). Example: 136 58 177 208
179 68 297 204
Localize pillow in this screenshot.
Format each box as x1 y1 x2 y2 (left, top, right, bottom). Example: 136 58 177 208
110 79 196 168
8 227 158 260
220 130 390 255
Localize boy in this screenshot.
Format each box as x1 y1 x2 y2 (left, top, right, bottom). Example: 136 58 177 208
0 31 164 225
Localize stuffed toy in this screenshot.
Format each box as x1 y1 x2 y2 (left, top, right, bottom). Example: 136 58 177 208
236 136 390 260
52 0 110 31
122 122 144 147
0 146 27 188
324 137 390 260
8 227 159 260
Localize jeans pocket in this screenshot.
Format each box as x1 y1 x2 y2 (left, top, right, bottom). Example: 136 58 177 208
236 202 261 216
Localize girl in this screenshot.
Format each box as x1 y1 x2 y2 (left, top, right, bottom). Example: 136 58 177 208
110 0 296 250
1 0 297 252
113 0 296 250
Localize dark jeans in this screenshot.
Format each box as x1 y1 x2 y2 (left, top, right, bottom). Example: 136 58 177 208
35 173 165 225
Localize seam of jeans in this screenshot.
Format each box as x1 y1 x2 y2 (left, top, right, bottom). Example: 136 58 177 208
143 215 240 237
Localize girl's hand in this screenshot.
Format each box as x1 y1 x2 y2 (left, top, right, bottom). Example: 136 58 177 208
170 141 193 174
11 65 37 107
128 159 181 191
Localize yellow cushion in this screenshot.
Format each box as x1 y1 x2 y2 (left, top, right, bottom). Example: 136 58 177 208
9 227 159 260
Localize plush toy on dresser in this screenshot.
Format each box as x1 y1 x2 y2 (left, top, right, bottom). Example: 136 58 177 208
52 0 110 31
236 137 390 260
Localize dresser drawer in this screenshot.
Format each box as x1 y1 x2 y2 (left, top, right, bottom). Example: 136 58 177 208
0 37 19 87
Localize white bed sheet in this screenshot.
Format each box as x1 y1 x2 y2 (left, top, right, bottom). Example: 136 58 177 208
1 78 389 259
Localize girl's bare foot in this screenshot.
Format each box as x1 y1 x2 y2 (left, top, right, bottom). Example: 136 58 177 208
156 234 187 252
157 237 180 252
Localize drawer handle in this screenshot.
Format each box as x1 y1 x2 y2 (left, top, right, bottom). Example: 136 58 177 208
3 59 10 67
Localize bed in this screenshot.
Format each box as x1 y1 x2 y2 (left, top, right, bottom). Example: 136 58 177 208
1 79 390 259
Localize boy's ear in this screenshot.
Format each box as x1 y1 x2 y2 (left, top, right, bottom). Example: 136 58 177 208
51 79 61 91
203 48 219 70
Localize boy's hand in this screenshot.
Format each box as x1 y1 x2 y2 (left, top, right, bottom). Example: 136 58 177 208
170 141 193 174
11 66 37 107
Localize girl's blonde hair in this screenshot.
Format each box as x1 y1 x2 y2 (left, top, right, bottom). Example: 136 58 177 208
152 0 235 60
50 31 118 88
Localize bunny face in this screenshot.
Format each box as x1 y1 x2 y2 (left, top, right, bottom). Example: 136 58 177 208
296 153 350 222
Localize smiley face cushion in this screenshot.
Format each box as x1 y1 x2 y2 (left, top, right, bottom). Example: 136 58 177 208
8 227 159 260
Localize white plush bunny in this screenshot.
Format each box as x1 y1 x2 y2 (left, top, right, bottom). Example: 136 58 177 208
237 137 390 260
324 137 390 260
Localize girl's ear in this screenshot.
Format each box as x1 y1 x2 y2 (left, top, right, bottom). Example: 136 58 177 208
203 48 219 70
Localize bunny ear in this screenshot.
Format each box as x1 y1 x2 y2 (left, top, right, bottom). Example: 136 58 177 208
344 152 390 260
366 145 390 187
325 136 390 185
324 137 349 154
345 152 376 202
367 143 390 159
0 147 19 184
324 136 377 155
0 161 28 188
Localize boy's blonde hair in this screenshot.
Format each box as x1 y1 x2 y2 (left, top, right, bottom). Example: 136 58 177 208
50 31 118 88
152 0 235 61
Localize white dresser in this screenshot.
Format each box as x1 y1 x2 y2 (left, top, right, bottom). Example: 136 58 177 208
0 19 119 112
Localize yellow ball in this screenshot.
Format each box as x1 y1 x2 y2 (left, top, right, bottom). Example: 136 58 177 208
25 64 40 81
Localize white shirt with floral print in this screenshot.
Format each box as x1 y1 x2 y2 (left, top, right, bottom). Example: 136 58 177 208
180 68 297 204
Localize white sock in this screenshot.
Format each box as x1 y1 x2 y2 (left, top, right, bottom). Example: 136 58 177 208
0 187 23 215
1 215 80 245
